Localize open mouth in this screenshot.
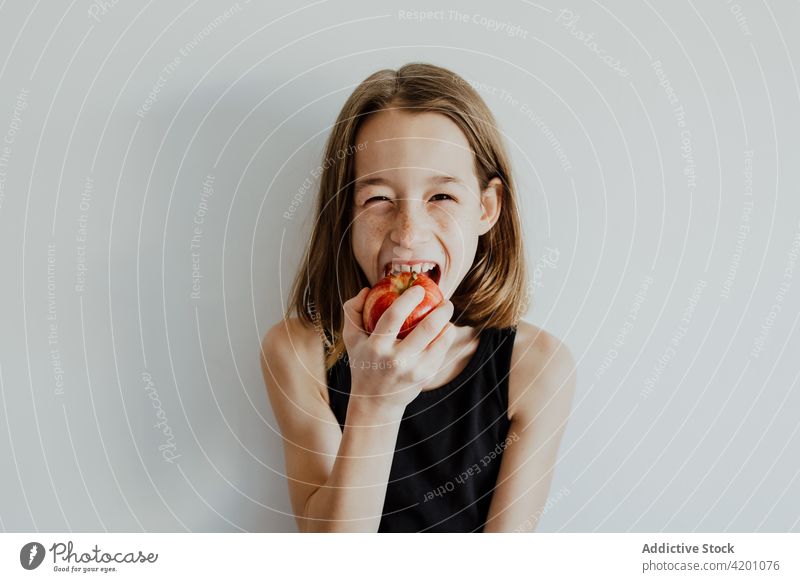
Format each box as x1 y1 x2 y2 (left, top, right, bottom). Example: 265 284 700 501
383 261 442 286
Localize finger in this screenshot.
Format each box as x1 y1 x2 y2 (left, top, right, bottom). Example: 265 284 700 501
342 288 370 346
370 285 427 342
346 287 370 317
427 320 457 353
397 300 454 356
343 287 370 325
429 320 454 347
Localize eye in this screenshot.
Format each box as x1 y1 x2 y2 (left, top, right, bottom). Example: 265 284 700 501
430 193 455 202
364 196 390 204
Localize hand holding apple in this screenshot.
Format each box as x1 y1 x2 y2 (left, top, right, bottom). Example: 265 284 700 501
362 271 444 339
340 274 455 416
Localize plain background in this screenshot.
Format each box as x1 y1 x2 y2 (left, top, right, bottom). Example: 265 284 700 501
0 0 798 532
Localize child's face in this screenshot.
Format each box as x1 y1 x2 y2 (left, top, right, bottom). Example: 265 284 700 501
350 109 501 300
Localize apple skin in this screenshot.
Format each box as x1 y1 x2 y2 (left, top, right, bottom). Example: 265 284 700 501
362 271 444 339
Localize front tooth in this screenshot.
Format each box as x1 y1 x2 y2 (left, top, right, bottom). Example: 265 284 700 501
399 264 411 273
410 264 423 274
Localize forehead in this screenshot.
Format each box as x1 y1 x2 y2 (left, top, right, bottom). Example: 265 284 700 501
353 109 476 181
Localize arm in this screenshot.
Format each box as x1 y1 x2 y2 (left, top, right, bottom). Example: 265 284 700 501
260 319 404 532
482 324 577 532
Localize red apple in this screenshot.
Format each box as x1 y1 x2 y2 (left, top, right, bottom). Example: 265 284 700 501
363 271 444 339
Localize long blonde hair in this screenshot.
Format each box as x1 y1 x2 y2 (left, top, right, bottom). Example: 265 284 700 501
286 62 528 370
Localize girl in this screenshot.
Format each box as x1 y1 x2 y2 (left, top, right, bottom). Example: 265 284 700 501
260 62 576 532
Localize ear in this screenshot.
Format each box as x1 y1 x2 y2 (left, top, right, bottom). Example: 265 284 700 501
477 177 503 236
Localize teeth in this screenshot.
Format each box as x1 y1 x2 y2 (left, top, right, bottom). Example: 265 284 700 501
388 262 438 276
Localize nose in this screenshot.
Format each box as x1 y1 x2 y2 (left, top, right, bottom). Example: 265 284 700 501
389 199 429 247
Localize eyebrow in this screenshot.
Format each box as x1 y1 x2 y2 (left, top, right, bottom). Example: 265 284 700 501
353 174 465 194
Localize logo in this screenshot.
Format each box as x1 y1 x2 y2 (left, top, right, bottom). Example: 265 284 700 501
20 542 46 570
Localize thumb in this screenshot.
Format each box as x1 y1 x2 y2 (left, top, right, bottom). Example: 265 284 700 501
346 287 370 318
342 288 370 343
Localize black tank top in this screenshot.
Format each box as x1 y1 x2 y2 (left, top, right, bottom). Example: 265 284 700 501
326 326 517 532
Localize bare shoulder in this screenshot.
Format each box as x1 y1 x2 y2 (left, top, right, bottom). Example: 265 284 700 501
507 321 577 421
259 317 344 530
260 316 329 404
261 316 319 351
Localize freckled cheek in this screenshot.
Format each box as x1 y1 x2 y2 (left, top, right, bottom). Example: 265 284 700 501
436 215 454 232
352 213 391 250
453 208 484 237
436 213 472 268
434 212 463 237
